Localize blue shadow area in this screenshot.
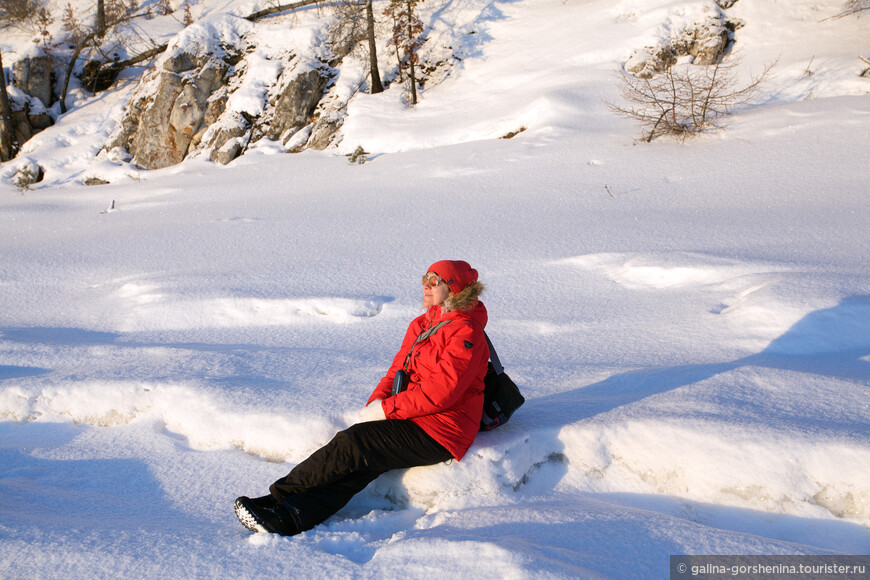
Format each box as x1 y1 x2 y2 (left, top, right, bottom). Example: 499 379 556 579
0 365 51 381
0 325 331 391
0 422 205 534
1 327 121 346
527 295 870 429
380 492 869 577
592 492 870 555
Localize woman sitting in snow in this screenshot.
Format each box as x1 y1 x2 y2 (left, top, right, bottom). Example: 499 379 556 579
234 260 490 536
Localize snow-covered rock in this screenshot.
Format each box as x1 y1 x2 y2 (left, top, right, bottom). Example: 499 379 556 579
625 2 738 78
104 22 246 170
11 51 55 108
4 86 53 152
104 14 345 168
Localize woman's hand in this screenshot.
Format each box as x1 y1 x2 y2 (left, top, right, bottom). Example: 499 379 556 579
358 399 386 423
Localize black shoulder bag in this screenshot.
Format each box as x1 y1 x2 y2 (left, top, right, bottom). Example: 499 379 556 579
479 333 525 431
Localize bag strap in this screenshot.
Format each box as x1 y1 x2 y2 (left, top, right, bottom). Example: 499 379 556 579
403 319 454 369
483 332 504 375
404 319 505 375
416 319 453 343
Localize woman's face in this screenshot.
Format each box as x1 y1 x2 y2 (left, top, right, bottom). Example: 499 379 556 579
423 271 451 308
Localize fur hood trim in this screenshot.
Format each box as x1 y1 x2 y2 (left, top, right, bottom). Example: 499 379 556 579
443 280 484 312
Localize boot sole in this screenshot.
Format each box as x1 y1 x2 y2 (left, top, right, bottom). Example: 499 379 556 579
234 498 269 533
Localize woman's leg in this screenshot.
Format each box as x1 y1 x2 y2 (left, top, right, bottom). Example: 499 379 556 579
264 419 451 533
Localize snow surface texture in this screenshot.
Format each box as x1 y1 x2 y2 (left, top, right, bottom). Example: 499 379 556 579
2 0 869 577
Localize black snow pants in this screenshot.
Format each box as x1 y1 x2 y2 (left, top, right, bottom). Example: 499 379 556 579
269 419 452 532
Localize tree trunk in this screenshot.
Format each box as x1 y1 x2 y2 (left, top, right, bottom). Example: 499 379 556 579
366 0 383 93
112 44 169 69
408 59 417 105
406 0 417 105
96 0 107 38
59 31 97 114
0 48 18 161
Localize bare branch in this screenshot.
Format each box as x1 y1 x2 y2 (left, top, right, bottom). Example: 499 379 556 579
610 55 775 142
245 0 325 21
821 0 870 20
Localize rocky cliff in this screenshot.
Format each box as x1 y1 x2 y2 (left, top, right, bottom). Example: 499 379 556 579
103 15 353 169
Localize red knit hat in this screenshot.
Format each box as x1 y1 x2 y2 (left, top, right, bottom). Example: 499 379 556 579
428 260 478 294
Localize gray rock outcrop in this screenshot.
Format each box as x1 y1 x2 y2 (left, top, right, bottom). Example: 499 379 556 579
1 55 56 158
4 89 53 153
108 52 234 169
206 112 251 164
12 54 54 107
625 9 739 78
265 68 328 142
307 104 345 151
106 42 341 167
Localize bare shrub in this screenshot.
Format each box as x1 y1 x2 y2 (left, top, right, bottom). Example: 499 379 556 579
610 56 774 142
1 0 54 46
105 0 139 27
0 0 40 23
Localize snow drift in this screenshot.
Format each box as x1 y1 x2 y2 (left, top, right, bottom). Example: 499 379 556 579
1 0 869 577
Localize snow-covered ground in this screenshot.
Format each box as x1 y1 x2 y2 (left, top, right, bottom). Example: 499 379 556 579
1 0 869 577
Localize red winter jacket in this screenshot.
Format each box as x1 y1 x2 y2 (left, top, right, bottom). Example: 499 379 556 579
367 301 490 460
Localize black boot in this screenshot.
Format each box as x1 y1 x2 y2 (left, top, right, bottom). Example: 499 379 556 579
234 496 301 536
247 494 277 509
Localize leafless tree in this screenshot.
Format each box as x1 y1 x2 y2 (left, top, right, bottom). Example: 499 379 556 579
330 0 383 93
610 56 774 142
58 0 156 112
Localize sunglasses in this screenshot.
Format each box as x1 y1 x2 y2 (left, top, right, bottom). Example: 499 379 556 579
422 274 449 288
